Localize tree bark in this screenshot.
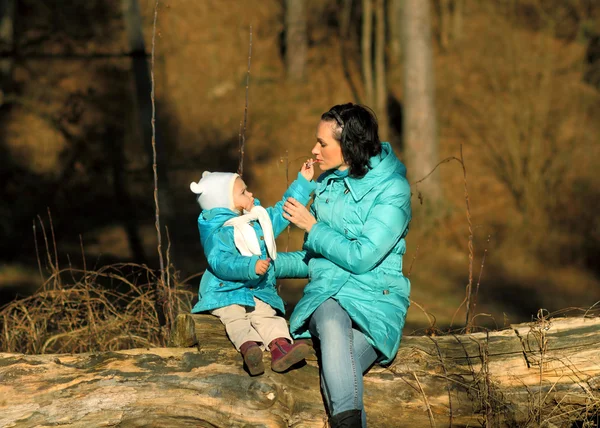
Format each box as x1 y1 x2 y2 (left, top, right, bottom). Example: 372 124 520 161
361 0 374 107
402 0 441 203
338 0 362 103
388 0 402 63
0 0 15 94
285 0 307 82
439 0 451 50
374 0 388 141
452 0 464 44
2 316 598 427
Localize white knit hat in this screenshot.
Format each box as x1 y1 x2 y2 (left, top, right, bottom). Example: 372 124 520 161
190 171 239 211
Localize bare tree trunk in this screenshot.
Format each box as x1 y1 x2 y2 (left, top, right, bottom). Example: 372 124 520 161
121 0 177 265
0 0 15 93
388 0 402 63
439 0 451 50
338 0 362 102
285 0 307 82
402 0 441 203
2 316 598 427
374 0 388 140
361 0 374 106
452 0 464 43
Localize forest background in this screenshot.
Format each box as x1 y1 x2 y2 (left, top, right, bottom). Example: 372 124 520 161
0 0 599 353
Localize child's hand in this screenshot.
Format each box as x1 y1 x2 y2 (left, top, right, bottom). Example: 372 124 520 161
300 159 315 181
255 258 271 275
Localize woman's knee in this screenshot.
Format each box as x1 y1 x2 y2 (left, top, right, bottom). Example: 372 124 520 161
311 299 352 339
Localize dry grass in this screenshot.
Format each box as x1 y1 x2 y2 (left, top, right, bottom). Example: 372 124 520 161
0 214 193 355
0 262 194 354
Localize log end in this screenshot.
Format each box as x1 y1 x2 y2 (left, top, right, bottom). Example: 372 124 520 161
168 314 198 348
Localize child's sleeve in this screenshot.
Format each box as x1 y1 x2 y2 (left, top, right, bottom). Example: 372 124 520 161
205 228 260 283
266 172 316 237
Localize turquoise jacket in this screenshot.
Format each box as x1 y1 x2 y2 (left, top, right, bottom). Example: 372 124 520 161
274 143 411 364
191 173 316 314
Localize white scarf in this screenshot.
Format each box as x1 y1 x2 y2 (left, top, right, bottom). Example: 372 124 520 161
223 206 277 260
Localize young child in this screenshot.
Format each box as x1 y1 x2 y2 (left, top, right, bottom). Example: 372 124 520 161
189 162 316 376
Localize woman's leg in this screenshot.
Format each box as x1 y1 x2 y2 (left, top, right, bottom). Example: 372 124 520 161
352 327 378 427
309 298 377 425
318 326 378 427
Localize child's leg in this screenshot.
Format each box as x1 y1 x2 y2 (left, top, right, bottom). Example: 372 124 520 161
247 298 292 346
250 297 309 372
211 304 262 350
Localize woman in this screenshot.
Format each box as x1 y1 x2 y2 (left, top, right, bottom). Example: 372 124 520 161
277 103 412 427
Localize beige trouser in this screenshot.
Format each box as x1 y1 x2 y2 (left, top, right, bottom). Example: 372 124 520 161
211 297 292 351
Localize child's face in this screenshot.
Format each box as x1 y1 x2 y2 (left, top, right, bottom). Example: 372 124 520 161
233 177 255 212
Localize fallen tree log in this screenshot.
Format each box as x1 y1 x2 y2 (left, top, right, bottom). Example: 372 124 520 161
1 315 599 427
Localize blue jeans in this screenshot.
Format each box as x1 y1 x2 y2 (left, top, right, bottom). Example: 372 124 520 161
309 298 378 427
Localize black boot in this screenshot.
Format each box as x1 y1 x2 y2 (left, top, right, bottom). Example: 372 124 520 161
329 409 362 428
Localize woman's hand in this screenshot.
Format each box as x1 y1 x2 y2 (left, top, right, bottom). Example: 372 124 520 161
283 197 317 232
300 159 315 182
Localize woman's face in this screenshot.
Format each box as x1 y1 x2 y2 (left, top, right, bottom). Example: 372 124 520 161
312 120 347 171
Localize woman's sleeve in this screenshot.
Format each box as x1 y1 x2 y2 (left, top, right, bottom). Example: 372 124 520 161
304 179 411 275
206 229 260 283
267 173 317 237
273 250 310 278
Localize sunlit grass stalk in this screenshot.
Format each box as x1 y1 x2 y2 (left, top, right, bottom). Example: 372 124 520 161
149 0 170 334
238 26 252 177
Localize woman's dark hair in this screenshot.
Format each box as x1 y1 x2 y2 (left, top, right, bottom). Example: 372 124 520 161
321 103 382 178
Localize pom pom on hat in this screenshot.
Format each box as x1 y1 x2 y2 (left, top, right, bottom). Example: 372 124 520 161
190 171 239 211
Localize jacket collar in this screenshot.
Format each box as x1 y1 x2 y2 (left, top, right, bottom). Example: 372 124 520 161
315 143 405 201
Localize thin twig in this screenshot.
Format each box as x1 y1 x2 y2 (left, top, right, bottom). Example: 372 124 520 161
33 220 44 283
47 208 59 273
284 150 290 252
413 371 436 427
410 299 436 330
471 234 491 327
36 215 53 275
429 337 453 427
407 244 419 277
238 26 252 177
459 146 474 333
149 0 170 332
79 234 87 274
150 0 166 296
583 300 600 318
411 150 475 333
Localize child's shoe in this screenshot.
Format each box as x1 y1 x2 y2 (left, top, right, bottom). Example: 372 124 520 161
269 338 309 372
240 341 264 376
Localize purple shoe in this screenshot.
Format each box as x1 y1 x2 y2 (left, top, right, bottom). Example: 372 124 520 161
269 338 309 373
240 341 264 376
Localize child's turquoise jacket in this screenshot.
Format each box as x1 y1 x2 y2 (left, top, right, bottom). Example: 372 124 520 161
191 173 316 314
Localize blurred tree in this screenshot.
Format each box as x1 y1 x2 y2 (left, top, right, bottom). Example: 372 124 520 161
285 0 307 81
361 0 373 106
0 0 14 94
401 0 441 202
338 0 362 102
438 0 463 50
388 0 402 62
374 0 388 140
362 0 388 139
584 33 600 90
